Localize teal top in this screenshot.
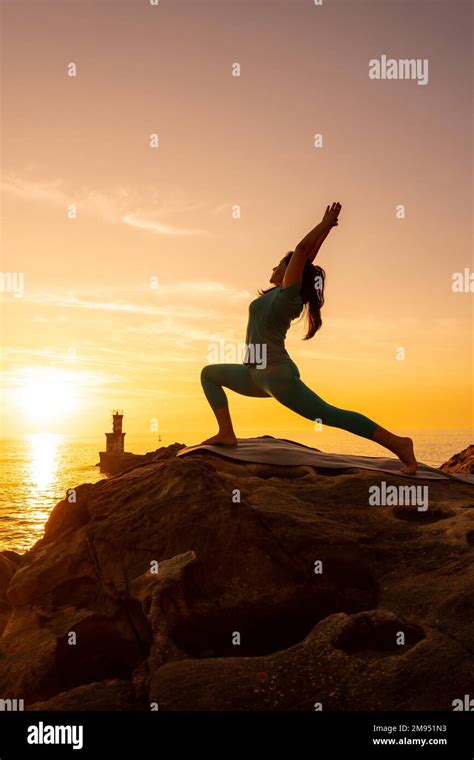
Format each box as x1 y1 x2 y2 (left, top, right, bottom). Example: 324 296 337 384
243 282 303 367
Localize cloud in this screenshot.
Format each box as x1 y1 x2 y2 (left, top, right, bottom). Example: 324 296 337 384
2 176 67 206
5 281 250 315
1 173 212 237
122 214 211 237
0 280 253 378
155 281 251 299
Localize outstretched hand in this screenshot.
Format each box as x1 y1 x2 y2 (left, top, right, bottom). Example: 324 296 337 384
322 201 342 228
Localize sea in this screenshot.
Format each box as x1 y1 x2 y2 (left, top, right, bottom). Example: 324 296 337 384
0 429 471 553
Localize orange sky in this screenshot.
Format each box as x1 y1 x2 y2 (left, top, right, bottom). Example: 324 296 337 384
0 0 472 439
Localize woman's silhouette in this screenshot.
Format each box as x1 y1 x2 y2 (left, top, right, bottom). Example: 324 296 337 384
200 202 417 473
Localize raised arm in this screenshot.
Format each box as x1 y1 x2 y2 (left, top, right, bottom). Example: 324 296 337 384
282 202 341 288
307 225 331 264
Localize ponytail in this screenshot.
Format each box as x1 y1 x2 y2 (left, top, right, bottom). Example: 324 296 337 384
299 263 325 340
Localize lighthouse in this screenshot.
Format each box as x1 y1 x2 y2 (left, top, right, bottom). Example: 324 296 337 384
105 410 125 454
99 410 132 473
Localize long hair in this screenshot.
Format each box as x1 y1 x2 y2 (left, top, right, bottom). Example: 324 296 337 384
259 251 326 340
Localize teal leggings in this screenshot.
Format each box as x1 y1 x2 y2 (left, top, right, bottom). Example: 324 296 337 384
200 360 378 440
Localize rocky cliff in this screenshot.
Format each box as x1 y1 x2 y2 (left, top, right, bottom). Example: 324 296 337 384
1 443 473 711
440 444 474 474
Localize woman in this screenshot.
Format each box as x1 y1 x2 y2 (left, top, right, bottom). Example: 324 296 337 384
200 202 417 473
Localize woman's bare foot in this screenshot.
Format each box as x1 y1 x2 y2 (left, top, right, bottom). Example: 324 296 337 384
373 427 418 474
394 436 418 474
200 432 238 446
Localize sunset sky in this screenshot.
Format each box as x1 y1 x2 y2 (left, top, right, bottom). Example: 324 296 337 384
1 0 472 441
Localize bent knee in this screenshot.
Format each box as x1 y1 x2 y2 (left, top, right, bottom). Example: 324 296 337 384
201 364 228 388
200 364 214 383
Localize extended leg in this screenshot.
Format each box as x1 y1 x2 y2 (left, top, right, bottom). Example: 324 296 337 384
275 375 378 439
269 373 417 472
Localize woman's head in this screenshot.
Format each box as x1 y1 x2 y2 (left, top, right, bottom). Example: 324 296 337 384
270 257 288 286
267 251 326 340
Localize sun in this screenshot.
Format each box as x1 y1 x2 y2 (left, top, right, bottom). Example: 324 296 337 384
14 368 79 424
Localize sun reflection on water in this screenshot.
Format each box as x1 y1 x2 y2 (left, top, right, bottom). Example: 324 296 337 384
28 433 62 489
23 433 65 540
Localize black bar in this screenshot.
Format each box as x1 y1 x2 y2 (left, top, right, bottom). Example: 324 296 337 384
0 711 473 758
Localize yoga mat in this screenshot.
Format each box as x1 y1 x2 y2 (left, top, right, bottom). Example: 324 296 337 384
176 436 474 484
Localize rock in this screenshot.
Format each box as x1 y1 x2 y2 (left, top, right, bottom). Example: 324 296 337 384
0 550 24 635
131 550 196 704
151 610 472 710
28 679 135 711
0 552 22 601
98 443 186 475
440 444 474 474
1 443 473 710
1 550 24 565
